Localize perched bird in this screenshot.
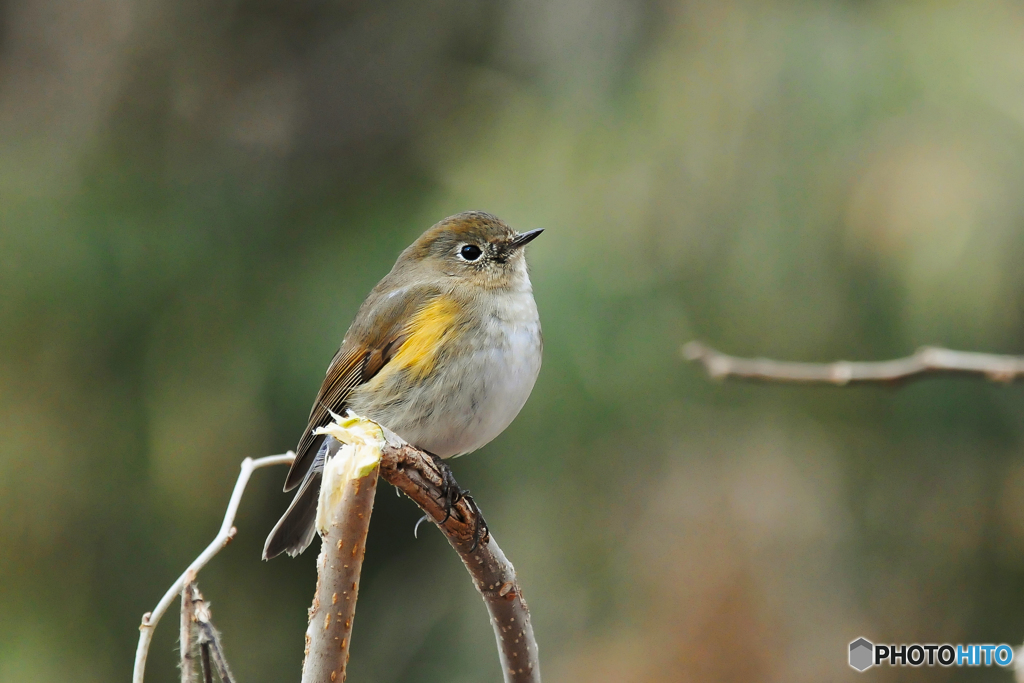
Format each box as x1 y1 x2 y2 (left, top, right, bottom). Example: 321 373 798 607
264 211 543 559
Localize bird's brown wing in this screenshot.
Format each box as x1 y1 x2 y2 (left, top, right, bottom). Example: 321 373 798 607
280 285 438 491
282 334 408 490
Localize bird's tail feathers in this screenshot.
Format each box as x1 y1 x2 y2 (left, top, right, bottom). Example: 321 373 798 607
263 438 339 560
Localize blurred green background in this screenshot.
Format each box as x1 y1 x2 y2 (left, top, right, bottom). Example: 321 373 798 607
4 0 1024 681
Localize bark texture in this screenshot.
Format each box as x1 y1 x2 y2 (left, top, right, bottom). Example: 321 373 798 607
379 441 540 683
301 466 379 683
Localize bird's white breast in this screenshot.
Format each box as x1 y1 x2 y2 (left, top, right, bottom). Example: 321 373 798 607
349 288 542 458
446 290 543 456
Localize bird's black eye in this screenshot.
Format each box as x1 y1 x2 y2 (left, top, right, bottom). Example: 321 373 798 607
460 244 482 261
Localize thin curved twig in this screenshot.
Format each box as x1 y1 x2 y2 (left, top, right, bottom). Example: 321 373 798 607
377 431 540 683
133 452 295 683
683 342 1024 385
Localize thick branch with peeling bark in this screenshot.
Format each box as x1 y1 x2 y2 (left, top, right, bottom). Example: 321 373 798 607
301 465 379 683
378 433 541 683
683 342 1024 385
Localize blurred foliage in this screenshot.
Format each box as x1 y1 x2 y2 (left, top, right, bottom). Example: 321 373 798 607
4 0 1024 681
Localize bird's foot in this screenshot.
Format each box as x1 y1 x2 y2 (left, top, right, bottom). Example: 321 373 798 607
460 490 489 552
425 452 489 551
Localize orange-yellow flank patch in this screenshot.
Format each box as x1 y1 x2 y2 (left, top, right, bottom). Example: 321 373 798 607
392 297 462 379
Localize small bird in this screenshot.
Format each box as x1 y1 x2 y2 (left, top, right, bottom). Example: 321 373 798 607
263 211 543 559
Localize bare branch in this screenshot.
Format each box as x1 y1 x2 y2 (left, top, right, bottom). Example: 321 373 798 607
135 427 541 683
134 452 295 683
200 645 212 683
180 572 197 683
683 342 1024 385
187 582 237 683
378 435 541 683
301 463 379 683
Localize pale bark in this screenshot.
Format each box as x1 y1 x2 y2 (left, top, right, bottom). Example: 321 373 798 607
684 342 1024 384
180 574 197 683
301 466 379 683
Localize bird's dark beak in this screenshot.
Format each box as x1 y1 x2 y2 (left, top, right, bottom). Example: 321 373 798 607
509 228 543 249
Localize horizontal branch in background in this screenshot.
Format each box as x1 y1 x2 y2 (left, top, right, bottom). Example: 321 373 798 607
687 339 1024 670
683 342 1024 385
378 429 541 683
